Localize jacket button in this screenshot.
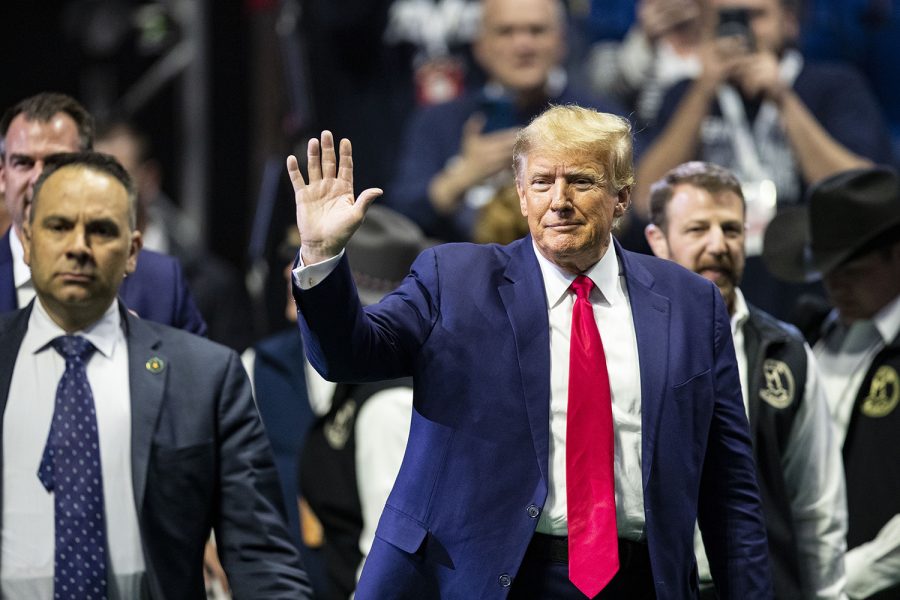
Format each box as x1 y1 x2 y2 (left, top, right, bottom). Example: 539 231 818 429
526 504 540 518
498 574 512 587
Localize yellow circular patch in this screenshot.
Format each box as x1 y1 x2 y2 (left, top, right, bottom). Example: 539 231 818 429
759 359 795 409
861 366 900 418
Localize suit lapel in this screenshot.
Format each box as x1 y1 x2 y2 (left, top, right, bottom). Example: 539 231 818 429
618 245 671 490
498 238 552 485
0 231 19 313
122 305 166 514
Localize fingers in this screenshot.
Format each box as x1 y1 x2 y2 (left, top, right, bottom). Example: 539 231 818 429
321 130 337 179
307 136 322 182
286 155 306 191
355 188 384 213
463 114 487 140
338 138 354 184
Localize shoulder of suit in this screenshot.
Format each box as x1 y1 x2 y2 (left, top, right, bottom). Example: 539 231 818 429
129 314 236 360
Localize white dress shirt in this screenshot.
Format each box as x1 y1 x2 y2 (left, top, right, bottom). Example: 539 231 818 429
815 294 900 599
8 228 35 308
530 240 644 539
293 239 646 541
2 299 145 598
695 289 848 599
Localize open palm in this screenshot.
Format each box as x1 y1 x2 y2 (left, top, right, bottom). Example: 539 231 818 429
287 131 382 264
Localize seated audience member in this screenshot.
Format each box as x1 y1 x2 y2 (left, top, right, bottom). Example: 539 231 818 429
585 0 704 128
387 0 623 242
95 121 254 350
634 0 891 235
764 166 900 599
634 0 892 317
0 92 206 334
0 151 311 598
645 161 846 599
298 205 425 600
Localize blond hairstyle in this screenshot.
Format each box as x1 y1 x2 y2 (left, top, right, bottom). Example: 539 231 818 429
512 105 634 194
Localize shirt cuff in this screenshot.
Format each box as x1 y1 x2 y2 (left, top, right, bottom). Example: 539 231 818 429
292 249 344 290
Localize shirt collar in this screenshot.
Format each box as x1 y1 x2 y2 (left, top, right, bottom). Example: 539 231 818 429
24 297 123 359
532 236 620 309
730 288 750 336
9 228 32 290
873 293 900 344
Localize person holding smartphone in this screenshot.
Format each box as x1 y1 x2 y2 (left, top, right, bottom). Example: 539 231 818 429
632 0 893 321
386 0 625 243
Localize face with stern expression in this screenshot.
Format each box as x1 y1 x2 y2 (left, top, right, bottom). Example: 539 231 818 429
24 162 141 332
646 182 745 313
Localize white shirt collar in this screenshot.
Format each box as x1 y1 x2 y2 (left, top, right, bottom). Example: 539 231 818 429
730 287 750 336
531 236 620 309
24 297 122 360
9 228 32 290
872 293 900 345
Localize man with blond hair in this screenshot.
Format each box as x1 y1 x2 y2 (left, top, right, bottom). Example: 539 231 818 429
289 105 771 598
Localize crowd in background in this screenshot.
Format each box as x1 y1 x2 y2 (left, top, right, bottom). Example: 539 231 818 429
2 0 900 598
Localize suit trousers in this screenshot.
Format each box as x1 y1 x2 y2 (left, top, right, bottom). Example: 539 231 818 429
509 534 656 600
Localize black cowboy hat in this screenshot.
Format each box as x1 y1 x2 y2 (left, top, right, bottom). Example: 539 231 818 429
762 166 900 283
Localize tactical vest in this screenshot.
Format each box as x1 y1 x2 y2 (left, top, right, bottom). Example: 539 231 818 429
842 334 900 600
299 378 413 600
743 305 809 599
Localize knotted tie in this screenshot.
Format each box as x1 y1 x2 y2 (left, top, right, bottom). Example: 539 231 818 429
567 275 618 597
38 335 108 600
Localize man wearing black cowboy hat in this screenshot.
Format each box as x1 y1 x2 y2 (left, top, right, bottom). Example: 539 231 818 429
764 166 900 600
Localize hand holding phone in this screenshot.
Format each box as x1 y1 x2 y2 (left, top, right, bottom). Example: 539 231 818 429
717 7 755 51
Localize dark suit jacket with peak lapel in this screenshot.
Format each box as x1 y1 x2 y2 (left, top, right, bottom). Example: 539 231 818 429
0 302 312 599
0 229 207 336
294 236 773 600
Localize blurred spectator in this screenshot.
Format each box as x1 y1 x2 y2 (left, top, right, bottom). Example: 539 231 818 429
764 166 900 599
584 0 704 128
386 0 624 242
0 92 206 334
634 0 892 240
96 121 255 350
634 0 893 318
298 206 425 600
300 0 480 196
645 161 846 599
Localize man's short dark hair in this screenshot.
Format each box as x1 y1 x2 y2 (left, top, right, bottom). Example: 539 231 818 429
648 161 745 231
0 93 94 157
31 152 137 229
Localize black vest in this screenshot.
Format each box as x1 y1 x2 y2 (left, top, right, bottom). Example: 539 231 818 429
842 334 900 600
743 305 809 600
299 378 413 600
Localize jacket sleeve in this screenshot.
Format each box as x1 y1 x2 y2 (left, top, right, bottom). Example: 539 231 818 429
213 350 314 598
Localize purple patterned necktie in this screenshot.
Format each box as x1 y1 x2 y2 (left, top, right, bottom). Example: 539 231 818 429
38 335 108 600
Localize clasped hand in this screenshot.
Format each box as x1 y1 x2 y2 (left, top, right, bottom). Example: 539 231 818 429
287 131 382 265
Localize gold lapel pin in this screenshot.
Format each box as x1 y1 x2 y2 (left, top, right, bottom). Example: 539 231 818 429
145 356 165 374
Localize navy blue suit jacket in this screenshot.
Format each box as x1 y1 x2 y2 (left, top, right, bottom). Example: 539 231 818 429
294 237 773 599
0 302 310 598
0 229 206 335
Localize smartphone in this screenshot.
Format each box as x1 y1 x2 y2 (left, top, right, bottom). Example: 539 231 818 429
480 97 517 133
717 7 755 50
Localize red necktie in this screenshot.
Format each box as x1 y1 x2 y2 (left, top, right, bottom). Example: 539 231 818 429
567 275 618 597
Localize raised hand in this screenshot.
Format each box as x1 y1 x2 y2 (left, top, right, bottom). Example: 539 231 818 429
287 131 382 265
